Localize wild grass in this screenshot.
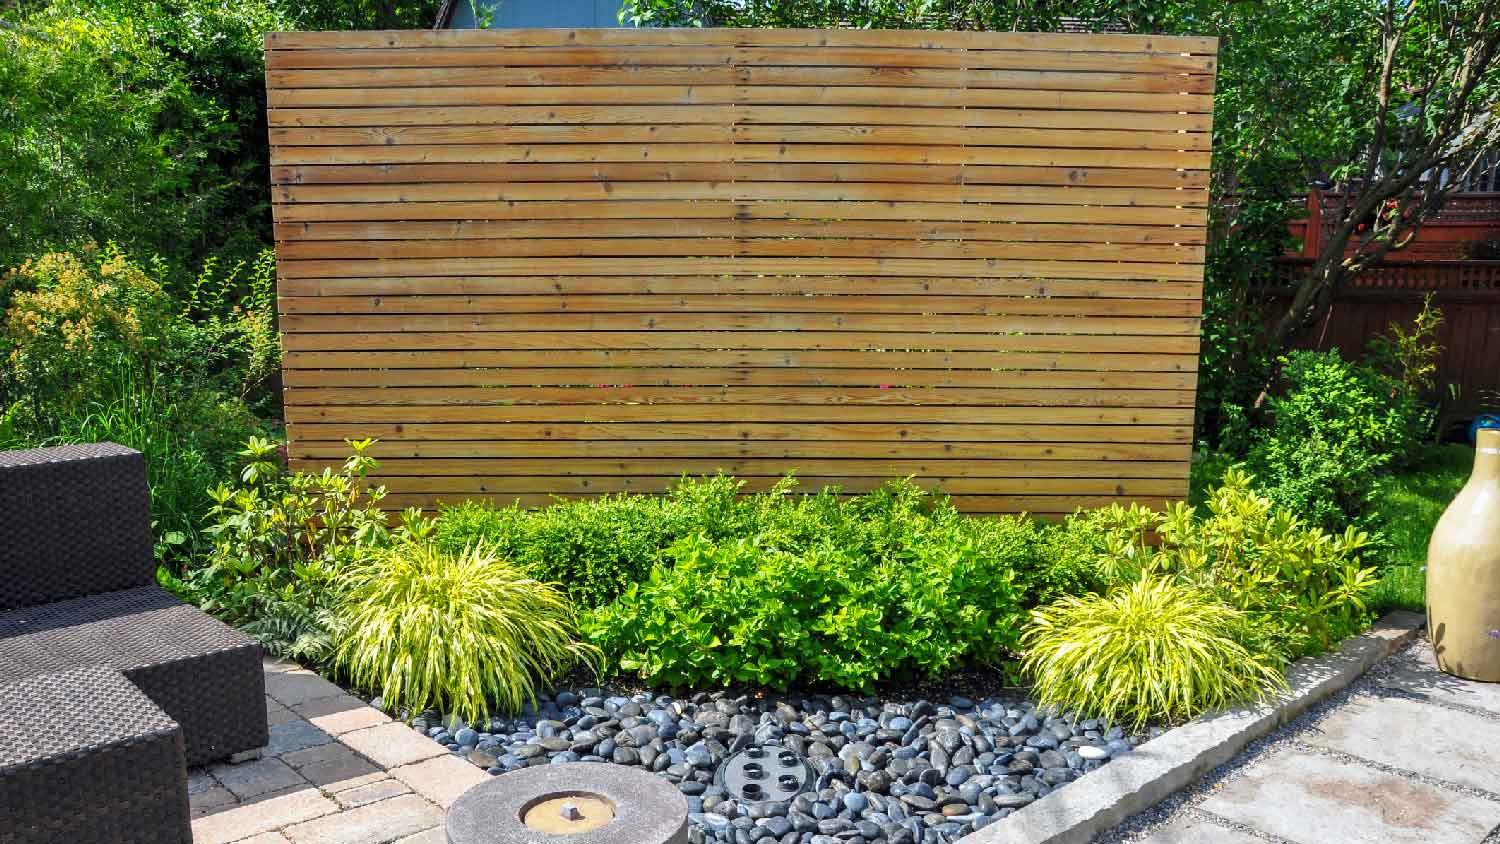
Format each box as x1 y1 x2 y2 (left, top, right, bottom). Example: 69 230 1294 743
0 365 258 559
1368 443 1473 613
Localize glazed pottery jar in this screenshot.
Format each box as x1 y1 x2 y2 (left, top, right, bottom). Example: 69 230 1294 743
1427 427 1500 681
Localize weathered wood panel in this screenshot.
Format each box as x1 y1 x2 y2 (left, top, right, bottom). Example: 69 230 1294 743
266 28 1215 514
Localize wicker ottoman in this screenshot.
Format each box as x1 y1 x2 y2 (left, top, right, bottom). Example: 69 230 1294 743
0 666 191 844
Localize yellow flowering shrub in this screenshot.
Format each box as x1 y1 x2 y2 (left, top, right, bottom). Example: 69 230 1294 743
2 244 172 415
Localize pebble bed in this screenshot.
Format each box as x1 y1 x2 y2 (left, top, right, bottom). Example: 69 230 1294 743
404 688 1149 844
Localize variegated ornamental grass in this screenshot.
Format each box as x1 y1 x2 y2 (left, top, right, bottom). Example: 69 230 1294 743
335 542 597 723
1021 577 1287 730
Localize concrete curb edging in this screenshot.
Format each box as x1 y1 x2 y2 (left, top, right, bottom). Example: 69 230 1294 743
957 610 1427 844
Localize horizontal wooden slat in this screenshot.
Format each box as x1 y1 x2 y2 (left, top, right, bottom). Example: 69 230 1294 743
276 257 1206 282
277 277 1205 300
271 163 1211 190
268 28 1212 516
266 64 1215 94
348 475 1187 497
281 349 1199 372
287 422 1193 444
268 105 1211 133
279 312 1202 335
271 201 1209 227
274 219 1210 244
265 29 1218 55
276 293 1203 316
284 385 1196 407
264 45 1213 74
282 367 1199 390
275 240 1206 264
280 330 1203 354
272 183 1209 207
285 404 1196 424
270 144 1212 171
268 85 1216 114
370 491 1176 515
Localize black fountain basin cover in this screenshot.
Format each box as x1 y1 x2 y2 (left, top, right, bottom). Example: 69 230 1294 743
713 746 816 803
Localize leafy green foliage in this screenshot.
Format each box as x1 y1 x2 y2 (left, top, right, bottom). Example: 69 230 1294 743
1240 349 1431 531
1 0 444 283
335 542 595 722
164 438 392 658
0 245 267 556
1021 577 1286 729
581 479 1033 691
434 492 688 609
1066 470 1380 664
438 475 1061 615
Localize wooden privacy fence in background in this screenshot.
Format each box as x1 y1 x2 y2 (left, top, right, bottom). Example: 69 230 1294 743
265 27 1216 515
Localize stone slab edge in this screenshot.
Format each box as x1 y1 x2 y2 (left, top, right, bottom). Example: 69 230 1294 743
956 610 1426 844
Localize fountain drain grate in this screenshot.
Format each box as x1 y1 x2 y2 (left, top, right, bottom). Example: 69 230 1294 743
713 746 815 803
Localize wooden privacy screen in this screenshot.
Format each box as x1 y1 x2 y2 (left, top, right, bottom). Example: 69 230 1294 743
265 28 1216 515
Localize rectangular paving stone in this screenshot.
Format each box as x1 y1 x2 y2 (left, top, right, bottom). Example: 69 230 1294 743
238 835 294 844
191 787 339 844
190 783 238 817
335 778 413 809
281 741 382 790
265 669 348 707
342 722 448 768
211 756 308 800
1307 693 1500 794
266 718 336 757
1380 641 1500 718
188 768 219 794
294 693 392 735
390 753 490 808
267 696 300 726
1138 817 1262 844
1201 748 1500 844
393 829 445 844
282 793 444 844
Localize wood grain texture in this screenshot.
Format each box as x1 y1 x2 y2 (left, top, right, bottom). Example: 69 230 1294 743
266 27 1215 513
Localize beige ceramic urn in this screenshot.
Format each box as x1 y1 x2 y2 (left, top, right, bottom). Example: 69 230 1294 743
1427 427 1500 681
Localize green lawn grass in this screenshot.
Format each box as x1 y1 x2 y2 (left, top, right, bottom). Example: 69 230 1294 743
1367 443 1474 614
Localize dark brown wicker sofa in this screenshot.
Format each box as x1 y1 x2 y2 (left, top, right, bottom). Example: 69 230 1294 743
0 443 268 766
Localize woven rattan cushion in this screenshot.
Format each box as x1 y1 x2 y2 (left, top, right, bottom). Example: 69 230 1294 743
0 586 254 680
0 666 191 844
0 665 180 769
0 442 155 611
0 585 268 765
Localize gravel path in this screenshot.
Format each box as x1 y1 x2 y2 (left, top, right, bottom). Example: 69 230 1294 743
1097 635 1500 844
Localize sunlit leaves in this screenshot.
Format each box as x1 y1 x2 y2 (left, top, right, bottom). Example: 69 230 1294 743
335 542 596 722
1021 577 1287 729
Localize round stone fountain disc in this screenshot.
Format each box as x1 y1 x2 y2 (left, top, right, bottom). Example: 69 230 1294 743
447 762 688 844
522 795 615 834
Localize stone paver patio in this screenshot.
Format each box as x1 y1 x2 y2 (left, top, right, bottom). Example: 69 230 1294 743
1130 639 1500 844
189 657 486 844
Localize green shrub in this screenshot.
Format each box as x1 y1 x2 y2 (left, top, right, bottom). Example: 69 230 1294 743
1243 349 1430 531
2 245 173 423
165 438 393 659
582 513 1028 691
335 542 595 722
1073 470 1379 664
1021 577 1286 728
438 476 1062 615
434 493 687 609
